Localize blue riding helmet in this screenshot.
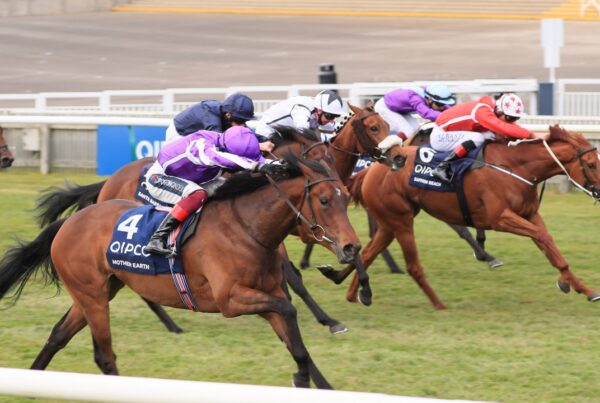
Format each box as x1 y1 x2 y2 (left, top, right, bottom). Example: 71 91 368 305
222 93 256 121
424 83 456 106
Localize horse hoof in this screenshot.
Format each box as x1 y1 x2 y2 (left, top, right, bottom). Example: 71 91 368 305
488 259 504 269
556 280 571 294
169 327 184 334
292 373 310 388
588 293 600 302
317 264 337 281
358 292 372 307
329 323 349 334
299 261 309 270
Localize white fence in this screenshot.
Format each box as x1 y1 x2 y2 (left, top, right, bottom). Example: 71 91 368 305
0 367 483 403
0 79 540 116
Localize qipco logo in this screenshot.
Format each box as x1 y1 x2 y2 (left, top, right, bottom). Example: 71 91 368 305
136 140 165 159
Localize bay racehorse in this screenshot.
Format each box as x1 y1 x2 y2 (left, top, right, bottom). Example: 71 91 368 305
320 125 600 309
0 133 361 388
34 105 405 333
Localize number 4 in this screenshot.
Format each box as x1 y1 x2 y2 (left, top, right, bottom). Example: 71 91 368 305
117 214 143 240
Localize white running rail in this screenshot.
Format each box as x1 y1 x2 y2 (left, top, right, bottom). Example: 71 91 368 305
0 367 486 403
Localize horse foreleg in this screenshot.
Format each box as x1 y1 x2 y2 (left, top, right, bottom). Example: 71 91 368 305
220 284 332 389
346 226 395 304
368 213 404 274
141 298 184 334
394 216 446 310
299 244 314 269
282 258 347 334
498 211 599 301
448 224 503 268
31 305 87 370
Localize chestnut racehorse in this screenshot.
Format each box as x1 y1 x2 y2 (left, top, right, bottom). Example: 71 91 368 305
0 133 361 388
321 125 600 309
35 105 405 333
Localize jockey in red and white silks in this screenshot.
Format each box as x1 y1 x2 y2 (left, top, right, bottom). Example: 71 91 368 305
431 95 534 152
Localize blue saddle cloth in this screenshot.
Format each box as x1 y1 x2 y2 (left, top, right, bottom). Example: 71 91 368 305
135 164 172 207
106 205 194 275
352 157 374 175
409 144 483 192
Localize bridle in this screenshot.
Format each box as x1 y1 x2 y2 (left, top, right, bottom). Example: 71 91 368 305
542 140 600 201
329 111 398 164
265 174 338 245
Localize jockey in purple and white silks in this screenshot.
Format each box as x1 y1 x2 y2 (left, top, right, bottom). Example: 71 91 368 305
374 82 456 141
144 125 283 257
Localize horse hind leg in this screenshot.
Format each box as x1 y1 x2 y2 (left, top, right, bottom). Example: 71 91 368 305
282 258 347 334
448 224 503 269
141 297 184 334
31 305 87 370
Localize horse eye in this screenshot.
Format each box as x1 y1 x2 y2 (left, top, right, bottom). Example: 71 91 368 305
369 126 378 132
320 198 329 206
588 163 596 170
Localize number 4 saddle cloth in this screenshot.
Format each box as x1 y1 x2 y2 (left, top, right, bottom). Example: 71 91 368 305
105 205 199 275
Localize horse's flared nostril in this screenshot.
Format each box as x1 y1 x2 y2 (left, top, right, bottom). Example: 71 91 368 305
342 243 360 259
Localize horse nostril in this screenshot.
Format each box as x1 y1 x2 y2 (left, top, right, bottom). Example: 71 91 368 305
343 244 358 258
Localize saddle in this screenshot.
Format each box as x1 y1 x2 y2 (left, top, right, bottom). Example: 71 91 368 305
409 144 486 226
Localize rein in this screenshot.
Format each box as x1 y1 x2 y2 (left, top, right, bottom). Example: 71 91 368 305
542 140 598 199
506 138 599 200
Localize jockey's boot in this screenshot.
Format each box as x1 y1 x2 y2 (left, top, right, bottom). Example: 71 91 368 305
145 213 181 257
145 189 208 257
431 140 476 183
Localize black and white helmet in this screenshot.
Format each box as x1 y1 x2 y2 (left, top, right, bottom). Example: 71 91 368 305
314 90 344 116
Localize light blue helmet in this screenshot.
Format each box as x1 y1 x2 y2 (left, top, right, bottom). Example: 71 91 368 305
424 83 456 106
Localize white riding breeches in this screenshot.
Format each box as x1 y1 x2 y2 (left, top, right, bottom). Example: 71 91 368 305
143 161 203 206
430 125 496 152
374 98 420 138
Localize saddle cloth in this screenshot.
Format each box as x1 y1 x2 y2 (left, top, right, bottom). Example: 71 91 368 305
106 205 199 275
409 144 484 192
135 164 170 207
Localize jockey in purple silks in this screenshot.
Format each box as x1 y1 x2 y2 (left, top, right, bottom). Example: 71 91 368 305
144 125 284 257
374 82 456 142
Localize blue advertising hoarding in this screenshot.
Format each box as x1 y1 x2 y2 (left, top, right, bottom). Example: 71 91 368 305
97 125 168 175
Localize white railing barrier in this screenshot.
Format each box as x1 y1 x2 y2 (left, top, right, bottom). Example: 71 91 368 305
0 368 484 403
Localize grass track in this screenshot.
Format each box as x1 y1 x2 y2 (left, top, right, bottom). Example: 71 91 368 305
0 168 599 402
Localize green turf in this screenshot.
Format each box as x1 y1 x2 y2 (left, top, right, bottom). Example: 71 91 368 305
1 168 599 402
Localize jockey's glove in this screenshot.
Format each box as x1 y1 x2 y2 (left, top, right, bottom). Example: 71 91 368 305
254 160 288 177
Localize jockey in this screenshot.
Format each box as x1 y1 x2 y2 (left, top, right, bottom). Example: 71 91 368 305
165 93 255 143
430 93 549 183
144 125 285 256
374 82 456 141
250 90 345 152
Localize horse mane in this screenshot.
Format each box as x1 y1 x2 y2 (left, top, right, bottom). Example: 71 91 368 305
548 124 587 148
211 136 329 201
270 126 320 147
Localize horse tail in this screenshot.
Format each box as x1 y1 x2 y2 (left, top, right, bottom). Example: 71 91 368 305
0 218 66 304
35 181 105 227
348 169 369 206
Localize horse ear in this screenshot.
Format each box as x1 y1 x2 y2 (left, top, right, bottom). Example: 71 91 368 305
364 99 375 110
348 104 361 115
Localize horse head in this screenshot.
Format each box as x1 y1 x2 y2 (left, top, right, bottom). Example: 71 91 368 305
549 125 600 201
333 104 406 171
273 150 360 263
